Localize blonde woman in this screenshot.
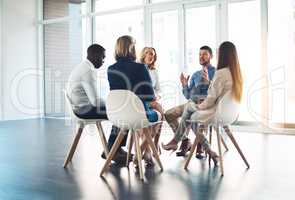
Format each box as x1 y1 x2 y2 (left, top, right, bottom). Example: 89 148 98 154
162 41 243 166
139 47 160 96
139 47 164 167
108 36 162 167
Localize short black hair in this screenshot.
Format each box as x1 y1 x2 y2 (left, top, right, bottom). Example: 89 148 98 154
87 44 105 58
200 45 213 56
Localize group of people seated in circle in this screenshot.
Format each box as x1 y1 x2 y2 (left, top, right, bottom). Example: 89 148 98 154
66 35 243 168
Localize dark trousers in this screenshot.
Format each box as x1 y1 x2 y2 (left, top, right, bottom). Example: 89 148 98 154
74 105 128 150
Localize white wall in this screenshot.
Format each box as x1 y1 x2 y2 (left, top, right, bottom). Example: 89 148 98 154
0 0 42 120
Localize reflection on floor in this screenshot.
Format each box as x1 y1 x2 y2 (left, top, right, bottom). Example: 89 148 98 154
0 119 294 200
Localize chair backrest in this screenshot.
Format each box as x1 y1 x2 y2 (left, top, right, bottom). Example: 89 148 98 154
106 90 150 130
215 91 240 125
64 90 77 120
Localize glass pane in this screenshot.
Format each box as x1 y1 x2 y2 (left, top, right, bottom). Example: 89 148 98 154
43 0 86 20
44 20 86 116
152 10 181 110
152 0 176 3
95 10 144 98
228 0 262 122
268 0 295 124
185 6 216 75
95 10 144 68
95 0 142 12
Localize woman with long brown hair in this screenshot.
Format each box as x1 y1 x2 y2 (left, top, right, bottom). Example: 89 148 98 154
162 41 243 165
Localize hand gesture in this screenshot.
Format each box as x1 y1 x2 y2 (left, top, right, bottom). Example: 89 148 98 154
180 73 190 87
201 67 209 84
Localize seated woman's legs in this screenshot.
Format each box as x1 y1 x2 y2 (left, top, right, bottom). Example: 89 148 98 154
135 102 162 167
193 126 219 165
191 122 206 159
137 122 163 167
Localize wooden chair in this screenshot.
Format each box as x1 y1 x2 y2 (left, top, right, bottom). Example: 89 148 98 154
184 92 250 176
100 90 163 180
63 92 109 168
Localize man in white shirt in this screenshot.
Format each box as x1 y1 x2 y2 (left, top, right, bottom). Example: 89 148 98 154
67 44 128 164
67 44 106 118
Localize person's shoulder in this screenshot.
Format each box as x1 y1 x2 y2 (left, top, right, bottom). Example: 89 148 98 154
133 62 148 72
150 67 159 73
216 67 230 76
134 62 145 68
72 60 90 74
107 62 118 71
75 60 87 68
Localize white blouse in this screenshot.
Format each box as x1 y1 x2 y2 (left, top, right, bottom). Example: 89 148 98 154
147 67 161 95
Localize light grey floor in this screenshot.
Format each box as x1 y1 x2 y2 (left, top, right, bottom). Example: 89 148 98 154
0 118 294 200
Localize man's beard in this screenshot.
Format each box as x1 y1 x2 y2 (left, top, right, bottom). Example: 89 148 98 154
200 60 209 66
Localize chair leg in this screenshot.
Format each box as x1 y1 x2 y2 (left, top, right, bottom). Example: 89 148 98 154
143 128 163 171
213 126 229 152
100 130 126 177
153 123 162 155
216 125 224 176
223 126 250 168
126 130 134 167
63 124 84 168
134 130 144 180
184 127 202 170
221 135 229 152
96 122 109 156
208 125 212 166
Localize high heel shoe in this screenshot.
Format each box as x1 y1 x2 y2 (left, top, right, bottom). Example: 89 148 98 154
161 138 178 152
208 151 219 166
195 143 206 159
143 152 154 168
133 157 139 169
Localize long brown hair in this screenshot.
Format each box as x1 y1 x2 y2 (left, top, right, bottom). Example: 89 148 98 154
139 47 157 70
217 41 243 102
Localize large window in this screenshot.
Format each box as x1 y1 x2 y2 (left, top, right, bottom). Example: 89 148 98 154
228 0 262 122
44 20 85 116
95 0 142 12
94 10 144 102
95 10 144 68
152 10 181 109
268 0 295 125
185 5 216 75
41 0 295 128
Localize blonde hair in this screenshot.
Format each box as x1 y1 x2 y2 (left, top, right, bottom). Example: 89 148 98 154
114 35 136 61
139 47 157 70
217 41 243 102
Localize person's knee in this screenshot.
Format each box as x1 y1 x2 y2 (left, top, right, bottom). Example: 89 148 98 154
164 110 173 121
